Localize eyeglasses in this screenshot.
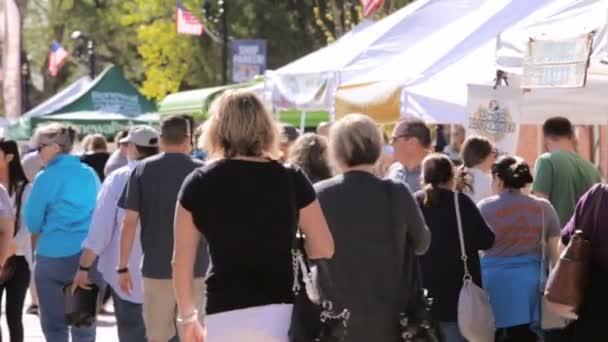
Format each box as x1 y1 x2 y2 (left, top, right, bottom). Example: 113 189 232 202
37 144 50 152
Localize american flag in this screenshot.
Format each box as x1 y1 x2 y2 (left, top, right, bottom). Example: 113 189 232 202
176 2 204 36
48 41 69 77
362 0 383 17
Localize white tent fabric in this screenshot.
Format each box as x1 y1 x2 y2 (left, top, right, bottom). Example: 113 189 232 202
496 0 608 74
23 76 92 118
394 0 608 124
266 0 438 109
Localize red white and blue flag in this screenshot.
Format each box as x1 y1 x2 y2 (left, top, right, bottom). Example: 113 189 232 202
48 41 69 77
176 2 204 36
362 0 383 17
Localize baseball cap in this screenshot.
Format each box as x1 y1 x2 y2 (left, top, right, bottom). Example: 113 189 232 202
391 119 431 148
119 125 159 147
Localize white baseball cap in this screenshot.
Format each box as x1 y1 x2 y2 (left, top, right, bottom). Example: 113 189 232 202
119 125 159 147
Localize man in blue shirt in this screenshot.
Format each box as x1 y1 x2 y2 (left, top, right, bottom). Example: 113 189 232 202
72 126 160 342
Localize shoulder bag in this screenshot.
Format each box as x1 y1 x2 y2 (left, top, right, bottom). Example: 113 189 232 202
286 166 350 342
539 204 568 329
386 181 441 342
544 184 604 319
454 192 496 342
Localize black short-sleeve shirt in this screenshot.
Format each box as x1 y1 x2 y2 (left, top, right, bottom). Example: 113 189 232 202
179 159 316 314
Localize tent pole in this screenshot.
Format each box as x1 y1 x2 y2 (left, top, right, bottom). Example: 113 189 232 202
299 110 307 134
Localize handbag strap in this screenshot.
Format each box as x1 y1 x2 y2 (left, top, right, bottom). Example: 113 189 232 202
453 191 472 282
540 203 547 290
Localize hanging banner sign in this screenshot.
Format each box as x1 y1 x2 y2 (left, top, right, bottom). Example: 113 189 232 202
232 39 267 83
466 84 522 155
522 34 593 89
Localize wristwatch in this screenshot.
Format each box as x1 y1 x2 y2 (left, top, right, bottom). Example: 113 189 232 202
116 267 129 274
78 265 91 272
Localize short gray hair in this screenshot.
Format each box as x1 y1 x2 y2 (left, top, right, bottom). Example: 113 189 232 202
329 114 383 169
34 123 78 153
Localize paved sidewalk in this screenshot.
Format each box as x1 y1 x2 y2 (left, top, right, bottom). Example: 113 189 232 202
1 295 119 342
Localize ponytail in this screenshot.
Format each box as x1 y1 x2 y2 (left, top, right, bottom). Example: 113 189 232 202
422 183 441 207
454 165 473 193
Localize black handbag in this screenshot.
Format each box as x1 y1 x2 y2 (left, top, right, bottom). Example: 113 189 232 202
63 282 100 327
285 166 350 342
385 181 442 342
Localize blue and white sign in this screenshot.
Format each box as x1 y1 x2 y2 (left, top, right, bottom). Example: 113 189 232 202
232 39 267 83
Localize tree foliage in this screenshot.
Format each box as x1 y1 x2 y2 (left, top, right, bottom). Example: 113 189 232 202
21 0 414 107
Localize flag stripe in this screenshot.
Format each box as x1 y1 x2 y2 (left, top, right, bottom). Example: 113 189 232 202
176 4 204 36
48 41 69 77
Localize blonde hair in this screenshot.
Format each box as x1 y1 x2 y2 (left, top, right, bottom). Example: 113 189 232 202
201 90 281 160
329 114 383 170
34 123 77 154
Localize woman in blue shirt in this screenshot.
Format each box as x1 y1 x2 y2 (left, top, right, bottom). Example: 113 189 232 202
24 124 102 342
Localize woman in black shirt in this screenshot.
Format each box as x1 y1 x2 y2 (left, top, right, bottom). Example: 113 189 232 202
415 153 495 342
173 90 334 342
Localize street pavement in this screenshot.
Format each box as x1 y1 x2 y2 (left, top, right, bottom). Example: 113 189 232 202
1 294 119 341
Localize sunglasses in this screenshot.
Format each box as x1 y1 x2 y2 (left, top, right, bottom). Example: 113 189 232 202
37 144 49 152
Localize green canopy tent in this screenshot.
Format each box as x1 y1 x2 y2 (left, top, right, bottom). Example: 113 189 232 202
23 111 160 138
157 77 329 127
7 65 157 140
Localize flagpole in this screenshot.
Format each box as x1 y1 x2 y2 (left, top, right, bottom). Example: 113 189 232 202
220 0 228 85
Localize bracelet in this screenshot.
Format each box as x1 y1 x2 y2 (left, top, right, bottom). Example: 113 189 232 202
78 265 90 271
116 267 129 274
176 310 199 326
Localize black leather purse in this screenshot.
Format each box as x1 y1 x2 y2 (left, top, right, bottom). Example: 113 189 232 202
285 166 350 342
385 181 442 342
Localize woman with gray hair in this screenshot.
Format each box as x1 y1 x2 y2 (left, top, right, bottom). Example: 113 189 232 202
23 123 102 342
314 114 431 342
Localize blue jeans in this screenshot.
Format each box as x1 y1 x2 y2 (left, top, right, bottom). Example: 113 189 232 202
439 321 466 342
35 253 104 342
112 290 146 342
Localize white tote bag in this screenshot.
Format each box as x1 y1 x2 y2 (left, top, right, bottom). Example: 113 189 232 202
454 192 496 342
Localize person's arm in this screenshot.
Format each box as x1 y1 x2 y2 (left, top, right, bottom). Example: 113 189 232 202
295 168 333 259
542 201 562 266
173 204 201 317
299 200 334 259
23 172 54 234
118 210 139 271
0 217 14 267
82 178 117 256
401 187 431 255
116 168 142 294
465 194 495 250
531 156 552 200
174 172 205 342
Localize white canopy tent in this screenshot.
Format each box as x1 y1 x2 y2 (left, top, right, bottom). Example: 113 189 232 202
341 0 608 124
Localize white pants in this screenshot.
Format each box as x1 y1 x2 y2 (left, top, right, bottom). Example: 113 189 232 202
205 304 293 342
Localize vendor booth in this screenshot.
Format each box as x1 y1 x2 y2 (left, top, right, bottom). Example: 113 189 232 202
7 65 157 140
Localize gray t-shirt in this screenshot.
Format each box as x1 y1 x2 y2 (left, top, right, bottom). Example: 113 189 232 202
386 162 421 193
104 150 128 177
478 191 561 257
314 171 430 339
119 153 207 279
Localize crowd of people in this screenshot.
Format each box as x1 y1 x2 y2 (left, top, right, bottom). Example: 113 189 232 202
0 89 605 342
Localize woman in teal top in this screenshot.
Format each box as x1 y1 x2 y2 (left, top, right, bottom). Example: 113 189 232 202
24 123 102 342
478 156 561 342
